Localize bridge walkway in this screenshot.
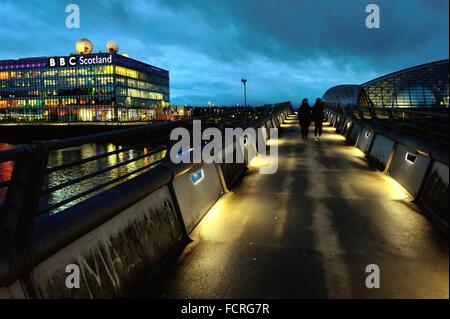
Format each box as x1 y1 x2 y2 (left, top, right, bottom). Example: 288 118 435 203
153 114 449 298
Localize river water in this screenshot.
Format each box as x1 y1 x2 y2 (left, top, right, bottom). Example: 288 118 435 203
0 142 165 214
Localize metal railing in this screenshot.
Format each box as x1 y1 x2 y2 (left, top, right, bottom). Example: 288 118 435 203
0 102 292 286
1 106 283 214
326 105 449 149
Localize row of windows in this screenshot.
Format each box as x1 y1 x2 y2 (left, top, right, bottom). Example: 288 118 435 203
0 106 160 122
0 94 170 108
43 76 115 87
1 90 169 102
115 66 168 86
1 65 168 86
1 75 115 87
117 87 164 101
0 66 114 80
1 77 168 97
116 76 168 94
116 96 168 107
0 66 169 85
0 86 115 98
1 76 168 96
115 66 138 79
0 70 41 80
0 96 114 108
0 65 166 83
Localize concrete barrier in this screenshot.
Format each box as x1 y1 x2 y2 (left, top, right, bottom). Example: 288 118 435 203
277 114 282 125
219 142 248 190
368 134 396 172
243 133 258 166
326 108 448 233
330 114 335 127
265 120 274 139
336 117 346 134
327 113 334 126
0 281 28 299
271 116 279 129
341 120 352 138
419 161 449 229
387 144 431 198
333 115 339 128
356 128 374 155
30 185 183 298
335 118 342 133
260 125 269 143
172 163 224 234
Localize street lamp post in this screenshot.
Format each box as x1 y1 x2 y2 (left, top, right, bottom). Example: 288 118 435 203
241 78 247 108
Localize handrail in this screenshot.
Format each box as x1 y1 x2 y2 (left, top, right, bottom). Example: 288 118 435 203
0 146 30 162
0 102 293 287
324 104 449 164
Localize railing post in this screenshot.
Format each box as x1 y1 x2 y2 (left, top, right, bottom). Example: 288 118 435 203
0 142 49 286
386 109 396 122
358 108 364 120
368 108 378 121
385 109 399 130
348 106 358 122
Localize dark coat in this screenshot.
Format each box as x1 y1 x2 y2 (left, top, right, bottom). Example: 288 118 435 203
312 104 324 122
298 105 311 125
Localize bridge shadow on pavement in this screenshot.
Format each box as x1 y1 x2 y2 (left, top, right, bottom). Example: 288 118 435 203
149 114 449 299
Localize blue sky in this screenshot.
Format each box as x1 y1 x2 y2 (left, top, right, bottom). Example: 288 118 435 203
0 0 448 106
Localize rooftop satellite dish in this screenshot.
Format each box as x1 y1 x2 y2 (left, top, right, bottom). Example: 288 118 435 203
76 39 93 55
106 41 119 53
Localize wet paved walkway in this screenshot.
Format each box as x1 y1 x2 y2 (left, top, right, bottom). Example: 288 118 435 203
155 115 449 299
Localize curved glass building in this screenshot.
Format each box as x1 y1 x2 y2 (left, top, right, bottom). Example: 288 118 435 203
322 84 360 106
323 59 449 108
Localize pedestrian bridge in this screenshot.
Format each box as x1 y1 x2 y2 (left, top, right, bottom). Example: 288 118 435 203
148 115 448 299
0 104 448 299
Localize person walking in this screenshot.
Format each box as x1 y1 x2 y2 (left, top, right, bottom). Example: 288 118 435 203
298 98 312 142
312 98 325 141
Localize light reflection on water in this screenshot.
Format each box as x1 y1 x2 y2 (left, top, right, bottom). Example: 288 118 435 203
0 142 166 214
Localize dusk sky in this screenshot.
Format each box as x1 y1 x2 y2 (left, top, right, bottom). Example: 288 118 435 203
0 0 448 106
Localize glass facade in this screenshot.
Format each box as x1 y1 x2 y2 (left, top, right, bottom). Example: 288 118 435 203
0 53 169 122
359 60 449 108
323 60 449 108
322 85 360 106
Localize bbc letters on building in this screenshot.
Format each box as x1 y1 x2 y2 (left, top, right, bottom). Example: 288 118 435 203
48 54 113 67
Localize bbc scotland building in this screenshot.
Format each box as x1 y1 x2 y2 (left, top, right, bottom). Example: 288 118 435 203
0 47 170 123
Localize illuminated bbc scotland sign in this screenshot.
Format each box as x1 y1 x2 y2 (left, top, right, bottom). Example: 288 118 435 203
48 54 112 67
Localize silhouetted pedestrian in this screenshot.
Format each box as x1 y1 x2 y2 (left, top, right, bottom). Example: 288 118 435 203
298 98 311 142
312 98 325 141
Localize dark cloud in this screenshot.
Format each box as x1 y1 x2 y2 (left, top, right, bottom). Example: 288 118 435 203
0 0 448 105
